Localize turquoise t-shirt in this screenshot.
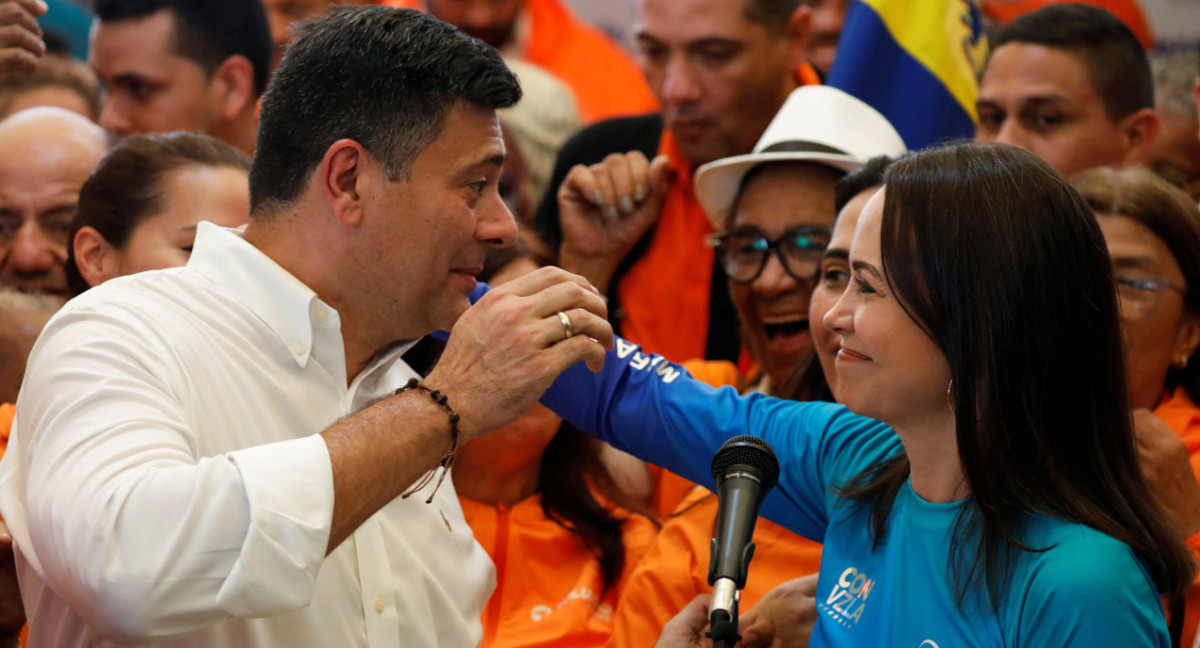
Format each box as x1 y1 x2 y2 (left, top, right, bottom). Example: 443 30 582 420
539 334 1170 647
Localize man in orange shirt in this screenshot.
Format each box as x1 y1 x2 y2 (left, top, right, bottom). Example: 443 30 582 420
379 0 657 123
538 0 817 367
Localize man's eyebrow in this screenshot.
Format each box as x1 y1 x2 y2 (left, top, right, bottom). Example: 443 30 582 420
470 153 507 172
455 153 508 181
1018 94 1072 109
634 32 663 46
110 72 163 86
686 37 742 50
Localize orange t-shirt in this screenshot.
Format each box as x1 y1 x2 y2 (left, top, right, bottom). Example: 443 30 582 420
0 403 12 462
607 486 823 648
1154 386 1200 646
462 493 658 647
376 0 658 123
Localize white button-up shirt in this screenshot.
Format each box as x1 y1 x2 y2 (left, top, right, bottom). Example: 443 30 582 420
0 223 494 647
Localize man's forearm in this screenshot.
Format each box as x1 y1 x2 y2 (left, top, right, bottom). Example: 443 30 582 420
321 387 460 552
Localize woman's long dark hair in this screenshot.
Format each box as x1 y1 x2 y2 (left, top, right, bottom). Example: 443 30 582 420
538 423 636 598
839 143 1195 605
1073 167 1200 405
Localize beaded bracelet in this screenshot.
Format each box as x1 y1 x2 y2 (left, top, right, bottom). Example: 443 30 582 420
395 378 460 504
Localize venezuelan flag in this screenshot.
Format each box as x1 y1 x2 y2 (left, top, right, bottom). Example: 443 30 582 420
827 0 989 150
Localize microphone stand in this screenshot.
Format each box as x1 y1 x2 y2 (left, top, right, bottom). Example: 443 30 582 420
707 581 741 648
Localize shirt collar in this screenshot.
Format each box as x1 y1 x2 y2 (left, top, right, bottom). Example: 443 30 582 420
187 222 323 368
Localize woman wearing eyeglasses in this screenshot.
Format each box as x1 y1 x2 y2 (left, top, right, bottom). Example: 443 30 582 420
537 142 1195 646
1074 166 1200 647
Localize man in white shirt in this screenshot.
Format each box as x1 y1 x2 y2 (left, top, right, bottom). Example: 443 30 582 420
0 6 612 647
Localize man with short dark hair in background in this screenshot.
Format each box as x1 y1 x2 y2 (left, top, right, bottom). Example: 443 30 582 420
975 3 1158 178
89 0 272 155
0 7 611 646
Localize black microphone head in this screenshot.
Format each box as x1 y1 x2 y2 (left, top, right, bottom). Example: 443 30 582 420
710 435 780 492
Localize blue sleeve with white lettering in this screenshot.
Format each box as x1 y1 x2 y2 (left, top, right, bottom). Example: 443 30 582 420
538 334 901 543
461 283 900 540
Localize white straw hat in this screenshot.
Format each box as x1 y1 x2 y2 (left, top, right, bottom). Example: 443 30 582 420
694 86 907 229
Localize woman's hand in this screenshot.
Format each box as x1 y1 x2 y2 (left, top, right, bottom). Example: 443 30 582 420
737 574 818 648
655 595 714 648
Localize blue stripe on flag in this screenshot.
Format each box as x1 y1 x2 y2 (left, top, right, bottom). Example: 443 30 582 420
827 2 977 150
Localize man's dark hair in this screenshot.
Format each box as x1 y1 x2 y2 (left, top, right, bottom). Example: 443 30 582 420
994 3 1151 122
93 0 272 97
249 7 521 217
743 0 801 34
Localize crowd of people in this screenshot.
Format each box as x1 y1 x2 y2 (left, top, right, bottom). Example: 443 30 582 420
0 0 1197 646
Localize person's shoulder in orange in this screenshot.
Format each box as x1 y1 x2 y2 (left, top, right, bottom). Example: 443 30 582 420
0 403 14 460
1155 386 1200 470
518 0 658 123
463 490 658 648
1153 386 1200 647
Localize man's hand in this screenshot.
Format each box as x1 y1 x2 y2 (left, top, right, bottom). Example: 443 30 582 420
426 266 614 443
0 0 48 74
737 574 818 648
656 594 713 648
1133 409 1200 538
558 151 670 293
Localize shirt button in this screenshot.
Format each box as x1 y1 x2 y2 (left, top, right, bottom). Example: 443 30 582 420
293 343 307 355
314 309 329 323
374 597 385 613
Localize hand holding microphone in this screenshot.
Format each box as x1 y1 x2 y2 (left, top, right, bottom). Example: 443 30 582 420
707 435 780 647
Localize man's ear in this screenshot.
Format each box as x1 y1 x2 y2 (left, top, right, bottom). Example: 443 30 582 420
320 139 370 228
212 54 257 121
73 226 119 289
1119 107 1160 167
781 4 813 72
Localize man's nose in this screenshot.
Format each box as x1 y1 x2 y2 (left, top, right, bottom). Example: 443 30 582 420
479 193 519 248
98 97 132 137
661 57 702 106
8 221 63 274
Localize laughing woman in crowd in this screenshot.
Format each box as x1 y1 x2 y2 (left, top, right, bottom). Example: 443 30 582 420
537 142 1195 646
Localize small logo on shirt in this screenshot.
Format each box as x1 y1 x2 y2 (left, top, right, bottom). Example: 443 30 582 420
528 588 614 622
818 566 876 627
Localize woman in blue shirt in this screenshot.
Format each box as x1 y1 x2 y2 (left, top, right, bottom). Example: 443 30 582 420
539 142 1195 646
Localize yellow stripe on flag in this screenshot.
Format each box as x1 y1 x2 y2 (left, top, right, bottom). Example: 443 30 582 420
858 0 989 119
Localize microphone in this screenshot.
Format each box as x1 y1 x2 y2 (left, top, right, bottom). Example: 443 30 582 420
707 435 780 647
